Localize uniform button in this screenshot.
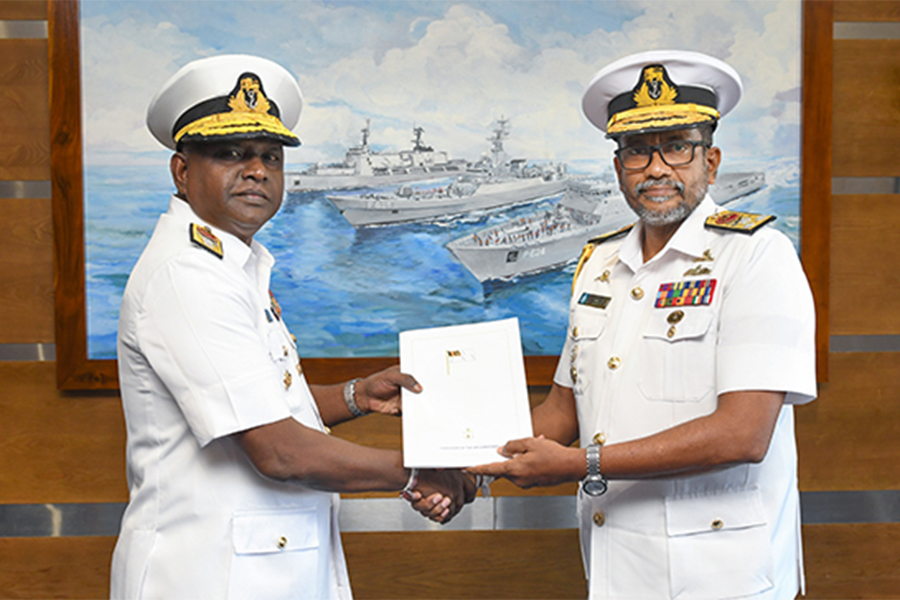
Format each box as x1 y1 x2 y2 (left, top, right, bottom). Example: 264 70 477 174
593 511 606 527
296 363 303 375
711 519 724 530
667 325 676 338
278 536 288 549
283 371 292 390
283 346 289 357
592 432 607 446
572 326 580 338
631 287 644 300
607 356 621 370
570 345 579 360
570 365 578 384
290 334 297 343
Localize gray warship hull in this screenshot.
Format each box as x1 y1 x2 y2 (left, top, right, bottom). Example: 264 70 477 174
328 176 568 228
447 171 766 283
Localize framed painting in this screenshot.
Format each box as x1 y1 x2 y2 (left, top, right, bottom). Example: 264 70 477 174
51 0 830 390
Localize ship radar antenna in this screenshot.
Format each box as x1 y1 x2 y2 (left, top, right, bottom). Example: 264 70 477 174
360 119 370 148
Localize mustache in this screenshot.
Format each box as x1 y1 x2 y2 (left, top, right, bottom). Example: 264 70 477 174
634 179 685 194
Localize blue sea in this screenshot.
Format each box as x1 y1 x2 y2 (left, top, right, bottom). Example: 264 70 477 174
84 157 800 360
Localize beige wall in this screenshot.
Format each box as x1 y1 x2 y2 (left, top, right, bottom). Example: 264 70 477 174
1 1 899 597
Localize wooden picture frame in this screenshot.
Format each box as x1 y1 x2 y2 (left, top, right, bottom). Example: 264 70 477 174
50 0 831 391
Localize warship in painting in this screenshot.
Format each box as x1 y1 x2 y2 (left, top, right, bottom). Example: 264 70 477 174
326 118 568 228
285 121 467 192
447 171 766 283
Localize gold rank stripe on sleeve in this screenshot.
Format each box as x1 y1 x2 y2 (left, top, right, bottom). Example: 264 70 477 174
189 223 224 258
704 210 775 234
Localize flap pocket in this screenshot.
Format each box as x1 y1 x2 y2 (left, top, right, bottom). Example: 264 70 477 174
645 308 714 343
232 507 323 555
570 306 609 341
666 486 766 537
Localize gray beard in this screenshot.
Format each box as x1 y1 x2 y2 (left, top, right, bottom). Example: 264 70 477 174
629 179 706 226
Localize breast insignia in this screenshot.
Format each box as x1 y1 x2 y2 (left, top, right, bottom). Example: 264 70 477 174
189 223 224 258
705 210 775 234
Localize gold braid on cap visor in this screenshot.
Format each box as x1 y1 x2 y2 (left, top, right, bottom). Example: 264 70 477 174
174 111 299 144
607 103 720 135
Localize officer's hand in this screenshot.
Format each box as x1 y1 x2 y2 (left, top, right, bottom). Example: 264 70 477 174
467 435 582 489
355 365 421 416
405 469 477 524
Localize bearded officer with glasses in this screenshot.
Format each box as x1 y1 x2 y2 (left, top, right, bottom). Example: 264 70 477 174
470 50 816 600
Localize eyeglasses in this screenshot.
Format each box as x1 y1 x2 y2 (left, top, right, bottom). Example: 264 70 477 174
615 140 709 171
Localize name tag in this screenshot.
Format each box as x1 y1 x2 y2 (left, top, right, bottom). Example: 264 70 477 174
578 293 611 309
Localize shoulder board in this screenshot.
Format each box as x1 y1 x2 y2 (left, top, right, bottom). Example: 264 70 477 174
189 223 224 258
588 223 635 245
705 210 775 234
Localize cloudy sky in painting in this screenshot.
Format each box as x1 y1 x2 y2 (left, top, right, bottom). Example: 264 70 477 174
80 0 800 172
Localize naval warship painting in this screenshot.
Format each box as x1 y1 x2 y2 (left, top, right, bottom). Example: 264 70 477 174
326 118 568 228
446 171 766 283
286 121 467 192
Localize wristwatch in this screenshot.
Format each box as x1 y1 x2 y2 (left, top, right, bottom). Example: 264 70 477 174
581 444 608 496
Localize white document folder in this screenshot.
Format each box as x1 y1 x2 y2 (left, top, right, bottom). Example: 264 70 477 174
400 317 533 468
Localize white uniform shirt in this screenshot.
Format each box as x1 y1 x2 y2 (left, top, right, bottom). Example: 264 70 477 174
554 196 816 600
111 197 351 600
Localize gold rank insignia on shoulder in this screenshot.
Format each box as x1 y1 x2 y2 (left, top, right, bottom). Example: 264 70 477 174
189 223 224 258
573 223 635 293
587 223 635 246
705 210 775 234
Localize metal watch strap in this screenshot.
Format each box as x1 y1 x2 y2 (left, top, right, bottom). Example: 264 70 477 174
586 444 601 477
343 378 366 417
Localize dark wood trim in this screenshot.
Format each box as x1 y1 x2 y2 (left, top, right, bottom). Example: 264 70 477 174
49 1 833 389
50 0 118 390
801 0 833 382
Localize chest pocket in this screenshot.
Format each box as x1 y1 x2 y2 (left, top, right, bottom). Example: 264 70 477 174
570 305 609 341
637 308 716 403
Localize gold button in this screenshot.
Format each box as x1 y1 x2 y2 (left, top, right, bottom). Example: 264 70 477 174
283 371 292 390
592 432 607 446
283 346 289 357
607 356 621 370
296 363 303 375
572 326 580 338
570 365 578 384
711 519 724 530
570 345 579 360
667 325 676 338
278 536 288 549
631 287 644 300
593 511 606 527
323 426 332 435
290 334 297 343
667 310 685 324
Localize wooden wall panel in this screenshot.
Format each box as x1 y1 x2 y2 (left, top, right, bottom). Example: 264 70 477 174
834 0 900 22
0 1 46 20
0 536 115 599
0 197 54 342
0 38 50 181
343 530 586 600
829 195 900 335
803 524 900 599
0 362 128 504
832 40 900 178
796 352 900 491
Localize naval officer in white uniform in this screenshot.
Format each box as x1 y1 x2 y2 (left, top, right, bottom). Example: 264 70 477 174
111 54 475 600
470 50 816 600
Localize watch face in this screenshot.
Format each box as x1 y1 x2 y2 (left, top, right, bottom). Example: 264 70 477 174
583 477 608 496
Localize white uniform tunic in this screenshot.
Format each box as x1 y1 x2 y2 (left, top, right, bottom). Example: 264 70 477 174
112 197 351 600
554 196 816 600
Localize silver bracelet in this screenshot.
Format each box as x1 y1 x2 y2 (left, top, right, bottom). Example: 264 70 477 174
400 468 419 501
343 378 365 417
